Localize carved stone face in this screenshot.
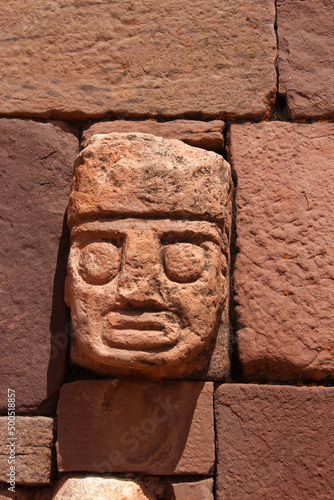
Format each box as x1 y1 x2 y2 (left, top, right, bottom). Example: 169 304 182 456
65 132 232 378
66 218 227 377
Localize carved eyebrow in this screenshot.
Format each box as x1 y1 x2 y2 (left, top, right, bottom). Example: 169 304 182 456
158 229 222 246
70 227 126 246
71 220 223 245
71 223 124 236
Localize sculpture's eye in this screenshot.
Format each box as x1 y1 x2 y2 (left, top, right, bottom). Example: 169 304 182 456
163 243 205 283
78 242 120 285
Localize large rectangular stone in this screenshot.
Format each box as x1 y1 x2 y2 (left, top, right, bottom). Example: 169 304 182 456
230 122 334 381
215 384 334 499
0 119 78 414
278 0 334 118
0 1 276 120
0 417 54 485
57 379 214 475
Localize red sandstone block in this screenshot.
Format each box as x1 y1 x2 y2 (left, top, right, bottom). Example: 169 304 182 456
0 417 54 485
230 122 334 381
278 0 334 119
57 379 214 475
215 384 334 499
0 1 276 120
82 119 225 152
0 119 78 414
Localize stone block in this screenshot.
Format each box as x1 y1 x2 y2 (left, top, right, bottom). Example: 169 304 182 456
0 1 276 120
81 120 224 152
171 478 213 499
278 0 334 118
57 379 214 475
52 476 155 499
215 384 334 499
230 122 334 381
0 486 51 500
0 417 54 485
0 119 78 414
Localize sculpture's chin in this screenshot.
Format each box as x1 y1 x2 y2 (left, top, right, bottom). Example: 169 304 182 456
73 326 208 378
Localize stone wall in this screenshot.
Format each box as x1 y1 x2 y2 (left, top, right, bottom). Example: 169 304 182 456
0 1 333 499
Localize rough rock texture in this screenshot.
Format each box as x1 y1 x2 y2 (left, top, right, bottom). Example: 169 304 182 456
0 119 78 414
57 379 214 475
0 417 54 485
278 0 334 118
230 122 334 381
82 120 224 152
69 133 232 228
52 476 156 500
0 1 276 120
172 478 213 499
66 133 232 380
215 384 334 499
0 487 51 500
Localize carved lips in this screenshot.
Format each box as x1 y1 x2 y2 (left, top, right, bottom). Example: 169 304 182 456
106 311 181 350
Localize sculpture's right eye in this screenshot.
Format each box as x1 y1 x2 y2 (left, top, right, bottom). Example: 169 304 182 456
78 242 120 285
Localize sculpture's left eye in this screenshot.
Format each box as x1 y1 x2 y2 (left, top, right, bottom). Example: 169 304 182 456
163 243 205 283
78 242 120 284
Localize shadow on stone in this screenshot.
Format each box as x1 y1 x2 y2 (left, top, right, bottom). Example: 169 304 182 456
57 379 214 475
43 213 70 414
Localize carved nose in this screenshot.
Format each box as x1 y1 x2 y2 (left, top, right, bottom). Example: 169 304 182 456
116 230 163 305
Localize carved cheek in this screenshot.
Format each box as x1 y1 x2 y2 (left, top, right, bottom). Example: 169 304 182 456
68 241 121 320
161 243 222 325
161 242 218 329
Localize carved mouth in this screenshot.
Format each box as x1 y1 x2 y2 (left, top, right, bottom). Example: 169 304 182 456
105 311 180 350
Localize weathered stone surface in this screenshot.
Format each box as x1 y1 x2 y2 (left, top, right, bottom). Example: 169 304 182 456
230 122 334 381
82 120 224 152
278 0 334 118
0 417 54 485
215 384 334 499
52 476 156 500
69 132 232 228
0 1 276 120
66 133 232 379
57 379 214 475
172 478 213 499
0 486 51 500
0 119 78 414
139 477 175 498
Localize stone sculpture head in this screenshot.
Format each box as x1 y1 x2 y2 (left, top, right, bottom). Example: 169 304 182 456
65 133 232 378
